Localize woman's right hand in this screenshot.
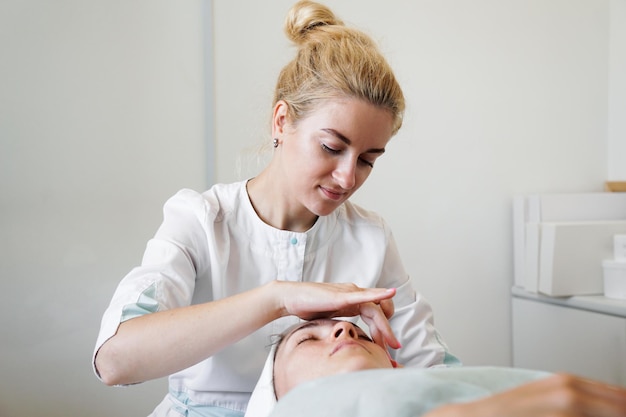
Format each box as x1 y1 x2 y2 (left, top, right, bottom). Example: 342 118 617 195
275 281 400 349
427 373 626 417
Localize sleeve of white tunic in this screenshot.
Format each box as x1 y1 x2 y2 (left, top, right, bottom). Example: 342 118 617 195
92 188 214 378
379 231 460 368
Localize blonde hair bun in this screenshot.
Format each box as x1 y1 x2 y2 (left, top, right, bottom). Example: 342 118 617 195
284 0 344 44
275 0 405 135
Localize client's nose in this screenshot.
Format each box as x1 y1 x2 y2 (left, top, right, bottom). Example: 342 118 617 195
331 321 357 340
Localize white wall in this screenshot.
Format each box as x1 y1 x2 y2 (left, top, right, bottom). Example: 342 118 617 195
0 1 206 416
609 0 626 179
1 0 624 416
213 0 619 367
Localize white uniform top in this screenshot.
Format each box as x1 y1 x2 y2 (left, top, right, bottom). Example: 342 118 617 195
93 181 458 414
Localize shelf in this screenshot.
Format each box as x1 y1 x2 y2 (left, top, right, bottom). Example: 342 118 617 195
511 286 626 318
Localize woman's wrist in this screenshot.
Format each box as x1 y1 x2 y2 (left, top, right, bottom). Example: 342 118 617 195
261 280 291 320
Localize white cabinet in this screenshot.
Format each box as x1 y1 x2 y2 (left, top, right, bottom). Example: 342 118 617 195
512 287 626 387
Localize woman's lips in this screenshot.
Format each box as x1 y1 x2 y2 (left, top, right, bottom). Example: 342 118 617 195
330 341 366 356
320 186 345 201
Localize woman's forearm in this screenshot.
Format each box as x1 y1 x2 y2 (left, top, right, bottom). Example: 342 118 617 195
95 280 397 386
95 281 282 386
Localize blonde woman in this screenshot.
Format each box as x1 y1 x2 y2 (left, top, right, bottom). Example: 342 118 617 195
93 2 458 416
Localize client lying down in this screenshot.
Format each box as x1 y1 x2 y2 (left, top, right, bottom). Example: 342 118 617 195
245 318 626 417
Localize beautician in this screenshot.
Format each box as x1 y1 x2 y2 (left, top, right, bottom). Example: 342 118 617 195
93 1 459 416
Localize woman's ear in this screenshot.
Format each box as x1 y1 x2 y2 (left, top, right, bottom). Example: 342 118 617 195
271 100 289 138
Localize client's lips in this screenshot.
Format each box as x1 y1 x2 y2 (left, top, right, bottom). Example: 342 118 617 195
330 341 366 356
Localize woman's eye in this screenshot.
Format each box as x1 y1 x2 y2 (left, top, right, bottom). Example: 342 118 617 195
321 143 374 168
358 158 374 168
321 143 340 154
296 336 316 345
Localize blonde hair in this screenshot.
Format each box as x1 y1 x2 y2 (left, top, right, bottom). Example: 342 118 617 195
275 0 405 135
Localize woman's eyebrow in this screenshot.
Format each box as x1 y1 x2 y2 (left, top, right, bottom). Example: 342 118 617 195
320 128 386 154
285 320 370 344
285 321 321 342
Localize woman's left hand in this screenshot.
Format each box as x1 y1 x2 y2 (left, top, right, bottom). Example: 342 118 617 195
275 281 401 350
358 300 400 350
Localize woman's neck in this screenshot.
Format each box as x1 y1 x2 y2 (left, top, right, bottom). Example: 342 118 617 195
246 170 318 232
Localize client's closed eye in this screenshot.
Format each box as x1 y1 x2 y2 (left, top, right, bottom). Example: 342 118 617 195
296 335 316 345
358 334 373 342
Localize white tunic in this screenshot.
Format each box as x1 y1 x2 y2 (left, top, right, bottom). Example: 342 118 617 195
93 181 458 414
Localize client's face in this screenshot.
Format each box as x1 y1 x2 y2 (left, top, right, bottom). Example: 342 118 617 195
273 319 393 399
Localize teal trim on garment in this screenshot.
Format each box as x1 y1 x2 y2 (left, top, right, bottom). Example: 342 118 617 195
121 283 160 321
443 351 463 366
169 390 245 417
434 330 462 366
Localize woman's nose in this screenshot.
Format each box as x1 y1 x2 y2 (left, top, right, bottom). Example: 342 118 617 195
333 159 356 190
331 321 357 340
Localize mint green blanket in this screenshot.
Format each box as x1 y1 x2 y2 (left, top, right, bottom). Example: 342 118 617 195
269 367 550 417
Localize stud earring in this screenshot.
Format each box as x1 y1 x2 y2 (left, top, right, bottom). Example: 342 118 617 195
273 138 279 148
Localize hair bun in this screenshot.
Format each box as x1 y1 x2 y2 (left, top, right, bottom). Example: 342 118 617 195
284 0 343 44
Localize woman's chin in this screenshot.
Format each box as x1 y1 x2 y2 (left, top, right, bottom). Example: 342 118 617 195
332 357 392 374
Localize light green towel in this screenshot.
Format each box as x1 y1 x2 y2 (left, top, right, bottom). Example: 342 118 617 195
269 366 550 417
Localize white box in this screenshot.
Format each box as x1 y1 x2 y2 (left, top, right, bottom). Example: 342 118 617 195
603 260 626 300
513 193 626 293
538 221 626 296
523 222 540 292
512 196 528 288
527 193 626 222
